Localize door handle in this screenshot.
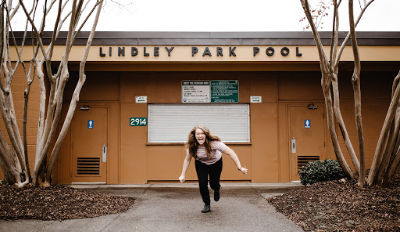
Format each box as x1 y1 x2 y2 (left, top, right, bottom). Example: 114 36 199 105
102 144 107 163
291 137 296 154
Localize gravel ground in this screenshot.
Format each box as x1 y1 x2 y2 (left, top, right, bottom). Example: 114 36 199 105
268 173 400 231
0 184 135 221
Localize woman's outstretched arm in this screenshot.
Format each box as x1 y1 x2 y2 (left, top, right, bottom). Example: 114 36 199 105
224 147 248 174
179 152 192 183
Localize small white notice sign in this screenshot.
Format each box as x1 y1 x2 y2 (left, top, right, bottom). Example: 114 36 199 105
135 96 147 103
250 96 262 103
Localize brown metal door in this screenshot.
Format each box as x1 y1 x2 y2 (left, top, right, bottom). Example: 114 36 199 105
71 105 108 183
288 103 325 180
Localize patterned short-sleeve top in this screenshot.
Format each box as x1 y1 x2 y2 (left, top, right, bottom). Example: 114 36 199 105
190 141 228 165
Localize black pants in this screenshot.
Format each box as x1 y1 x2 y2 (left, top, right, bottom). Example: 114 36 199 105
195 158 223 205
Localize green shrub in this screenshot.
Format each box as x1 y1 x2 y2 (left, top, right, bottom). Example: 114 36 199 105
298 159 347 185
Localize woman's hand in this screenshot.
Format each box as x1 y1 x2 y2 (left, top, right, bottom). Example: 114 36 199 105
179 175 186 183
238 167 248 174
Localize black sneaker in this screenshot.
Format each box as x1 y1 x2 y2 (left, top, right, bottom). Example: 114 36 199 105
214 189 220 202
201 204 211 213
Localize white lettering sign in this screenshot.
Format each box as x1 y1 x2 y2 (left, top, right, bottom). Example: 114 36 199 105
250 96 262 103
181 81 210 103
135 96 148 103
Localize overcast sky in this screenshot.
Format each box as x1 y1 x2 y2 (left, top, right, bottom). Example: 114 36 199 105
97 0 400 31
13 0 400 31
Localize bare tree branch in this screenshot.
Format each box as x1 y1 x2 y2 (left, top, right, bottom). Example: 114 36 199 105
73 1 101 40
300 0 330 73
55 1 72 34
334 0 375 69
18 0 54 80
9 1 21 19
329 0 339 65
46 0 104 182
45 0 63 62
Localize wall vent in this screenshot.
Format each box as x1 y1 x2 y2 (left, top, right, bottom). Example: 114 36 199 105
77 157 100 175
297 156 320 170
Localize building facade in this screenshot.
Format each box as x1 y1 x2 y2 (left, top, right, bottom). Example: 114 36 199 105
8 31 400 184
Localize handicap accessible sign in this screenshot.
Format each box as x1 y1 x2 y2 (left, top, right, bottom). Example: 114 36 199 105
88 120 94 129
305 119 311 129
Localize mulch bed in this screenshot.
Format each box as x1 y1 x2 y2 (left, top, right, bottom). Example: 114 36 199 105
268 175 400 231
0 184 135 221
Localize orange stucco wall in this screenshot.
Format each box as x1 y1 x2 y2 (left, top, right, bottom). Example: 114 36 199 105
0 63 394 184
54 66 393 184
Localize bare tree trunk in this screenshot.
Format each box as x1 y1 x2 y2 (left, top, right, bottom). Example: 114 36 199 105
322 82 355 178
0 90 27 174
300 0 386 185
349 0 365 186
0 129 16 183
331 73 360 174
34 61 47 178
374 73 400 185
46 0 104 181
0 0 104 186
14 0 104 186
23 79 33 181
301 0 357 178
368 70 400 185
0 1 23 185
376 116 400 184
387 150 400 181
386 103 400 181
0 129 24 185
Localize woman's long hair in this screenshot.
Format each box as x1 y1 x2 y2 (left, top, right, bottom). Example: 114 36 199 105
186 126 221 159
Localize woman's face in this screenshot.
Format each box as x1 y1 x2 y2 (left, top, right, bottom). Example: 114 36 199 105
195 128 206 145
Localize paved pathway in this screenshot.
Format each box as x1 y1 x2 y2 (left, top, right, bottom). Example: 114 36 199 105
0 186 303 232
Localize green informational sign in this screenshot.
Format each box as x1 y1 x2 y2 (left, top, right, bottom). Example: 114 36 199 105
130 117 147 126
211 80 239 103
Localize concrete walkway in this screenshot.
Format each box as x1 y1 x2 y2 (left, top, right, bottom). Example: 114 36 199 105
71 181 302 190
0 182 304 232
